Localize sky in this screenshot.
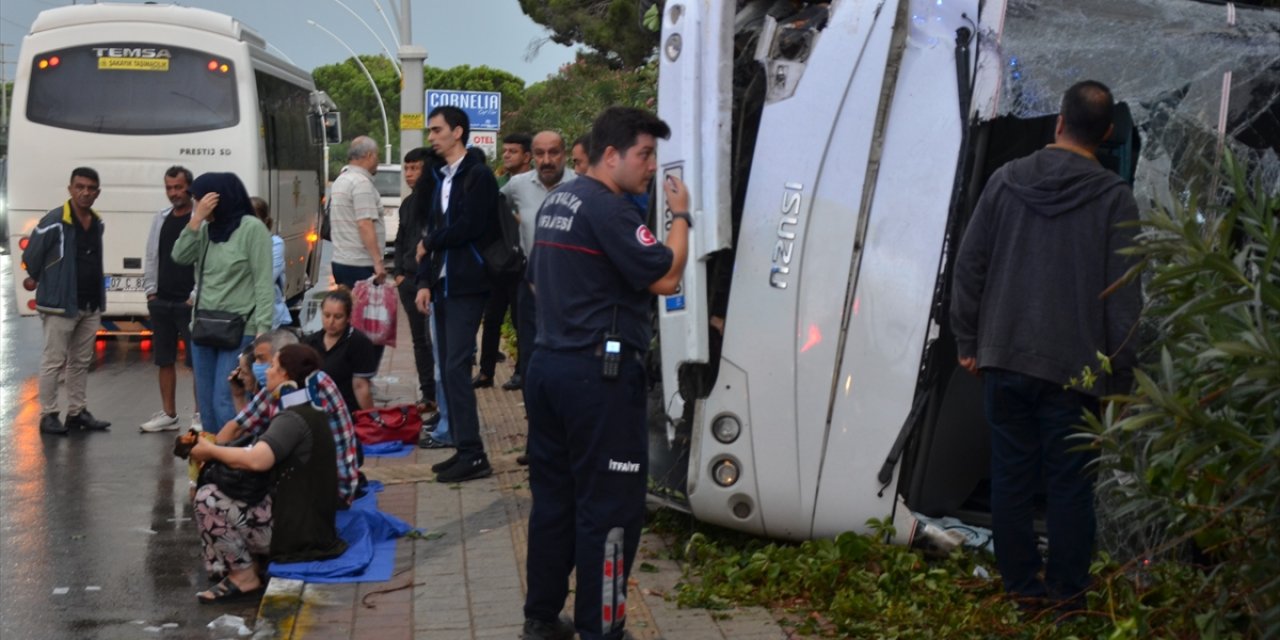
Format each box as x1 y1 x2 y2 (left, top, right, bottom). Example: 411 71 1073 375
0 0 582 86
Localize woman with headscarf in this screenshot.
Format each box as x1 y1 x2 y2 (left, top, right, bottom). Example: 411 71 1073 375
172 173 275 434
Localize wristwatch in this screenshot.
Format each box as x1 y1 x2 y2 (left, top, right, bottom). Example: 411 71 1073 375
670 212 693 229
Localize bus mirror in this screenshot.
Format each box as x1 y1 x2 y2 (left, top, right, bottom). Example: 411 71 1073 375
323 111 342 144
308 111 342 145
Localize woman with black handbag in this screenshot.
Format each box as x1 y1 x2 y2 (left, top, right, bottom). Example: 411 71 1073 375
188 344 348 603
171 173 275 434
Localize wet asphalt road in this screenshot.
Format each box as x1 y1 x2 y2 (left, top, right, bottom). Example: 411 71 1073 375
0 254 259 639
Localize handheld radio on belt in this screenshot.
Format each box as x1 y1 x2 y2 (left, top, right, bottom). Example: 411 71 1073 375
602 305 622 381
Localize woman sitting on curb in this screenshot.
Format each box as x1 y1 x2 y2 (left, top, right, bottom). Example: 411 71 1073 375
189 343 348 603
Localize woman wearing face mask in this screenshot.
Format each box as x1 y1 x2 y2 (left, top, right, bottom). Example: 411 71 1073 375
171 173 275 434
228 335 276 413
302 288 378 412
188 343 347 603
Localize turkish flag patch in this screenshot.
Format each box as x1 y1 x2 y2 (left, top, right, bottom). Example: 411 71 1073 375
635 225 657 246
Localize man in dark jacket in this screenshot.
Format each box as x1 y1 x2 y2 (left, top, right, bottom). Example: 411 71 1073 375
414 105 499 482
392 146 438 418
950 80 1141 609
23 167 113 435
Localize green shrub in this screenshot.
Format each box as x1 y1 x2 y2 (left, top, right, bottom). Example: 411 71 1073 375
1085 150 1280 636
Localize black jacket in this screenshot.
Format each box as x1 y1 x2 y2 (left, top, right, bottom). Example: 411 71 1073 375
415 147 499 297
950 147 1142 396
23 202 106 317
392 191 423 278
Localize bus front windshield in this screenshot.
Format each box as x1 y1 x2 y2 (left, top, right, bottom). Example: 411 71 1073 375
27 43 239 135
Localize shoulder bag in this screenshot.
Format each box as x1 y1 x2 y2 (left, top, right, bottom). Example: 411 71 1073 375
197 434 272 503
190 233 247 350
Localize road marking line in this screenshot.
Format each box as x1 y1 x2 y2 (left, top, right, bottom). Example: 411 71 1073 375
52 587 69 595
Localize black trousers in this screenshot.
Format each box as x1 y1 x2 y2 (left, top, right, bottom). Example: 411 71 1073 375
524 349 648 639
478 272 520 377
435 292 489 458
397 278 437 401
515 281 537 380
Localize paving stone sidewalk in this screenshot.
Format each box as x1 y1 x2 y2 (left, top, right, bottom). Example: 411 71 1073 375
256 311 788 639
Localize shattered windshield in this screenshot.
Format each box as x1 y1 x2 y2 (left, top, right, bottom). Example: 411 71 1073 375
985 0 1280 209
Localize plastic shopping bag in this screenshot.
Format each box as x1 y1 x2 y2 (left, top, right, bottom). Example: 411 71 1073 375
351 278 398 347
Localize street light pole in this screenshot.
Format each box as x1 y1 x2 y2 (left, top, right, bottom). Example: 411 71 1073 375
307 19 392 164
329 0 400 79
398 0 427 197
370 0 401 48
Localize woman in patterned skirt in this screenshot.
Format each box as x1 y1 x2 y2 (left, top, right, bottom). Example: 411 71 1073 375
189 344 347 603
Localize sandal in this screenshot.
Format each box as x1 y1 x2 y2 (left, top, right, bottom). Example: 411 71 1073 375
196 577 264 604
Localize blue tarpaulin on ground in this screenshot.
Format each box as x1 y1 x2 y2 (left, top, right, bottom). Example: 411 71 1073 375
267 481 417 583
362 441 415 458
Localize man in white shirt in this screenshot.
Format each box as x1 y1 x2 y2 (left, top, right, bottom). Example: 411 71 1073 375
329 136 386 289
501 130 575 393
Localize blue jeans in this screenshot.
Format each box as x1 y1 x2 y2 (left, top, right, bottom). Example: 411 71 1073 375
191 335 254 434
428 303 451 443
984 369 1099 603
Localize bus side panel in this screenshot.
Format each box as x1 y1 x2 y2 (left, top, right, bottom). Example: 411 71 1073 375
687 0 904 540
811 0 975 537
256 69 323 301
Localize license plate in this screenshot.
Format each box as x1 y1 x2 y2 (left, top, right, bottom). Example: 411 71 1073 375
105 275 146 292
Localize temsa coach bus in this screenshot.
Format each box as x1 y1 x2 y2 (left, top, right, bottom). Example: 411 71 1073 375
649 0 1280 544
8 3 340 331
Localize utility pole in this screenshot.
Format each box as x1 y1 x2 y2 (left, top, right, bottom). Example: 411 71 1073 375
398 0 426 197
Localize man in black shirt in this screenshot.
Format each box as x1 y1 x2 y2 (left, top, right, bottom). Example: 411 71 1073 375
391 147 438 417
22 167 112 435
141 166 200 432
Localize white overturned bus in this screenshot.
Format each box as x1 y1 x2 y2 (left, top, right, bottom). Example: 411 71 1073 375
650 0 1280 545
7 3 339 331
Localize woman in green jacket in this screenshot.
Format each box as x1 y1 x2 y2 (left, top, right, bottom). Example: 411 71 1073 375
172 173 275 434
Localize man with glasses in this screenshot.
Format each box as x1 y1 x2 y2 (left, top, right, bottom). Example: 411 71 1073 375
23 167 113 435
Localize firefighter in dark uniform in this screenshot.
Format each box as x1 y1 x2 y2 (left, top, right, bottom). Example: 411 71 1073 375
520 107 691 640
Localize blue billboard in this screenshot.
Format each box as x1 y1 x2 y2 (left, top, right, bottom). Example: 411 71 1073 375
424 89 502 131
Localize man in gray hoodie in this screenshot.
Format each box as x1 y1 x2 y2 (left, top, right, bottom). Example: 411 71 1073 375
951 80 1141 609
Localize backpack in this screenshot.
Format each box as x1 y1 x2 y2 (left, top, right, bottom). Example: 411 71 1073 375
466 169 525 278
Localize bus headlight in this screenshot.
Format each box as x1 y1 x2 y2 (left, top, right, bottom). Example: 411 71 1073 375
711 414 741 444
711 458 739 487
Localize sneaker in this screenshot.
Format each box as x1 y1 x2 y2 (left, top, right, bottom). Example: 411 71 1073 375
140 411 180 432
66 409 111 431
430 452 461 474
436 455 492 483
191 413 204 432
39 413 68 436
419 433 454 450
521 616 574 640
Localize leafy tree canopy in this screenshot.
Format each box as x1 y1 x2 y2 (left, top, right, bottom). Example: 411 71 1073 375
502 53 657 149
519 0 660 69
312 57 526 165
